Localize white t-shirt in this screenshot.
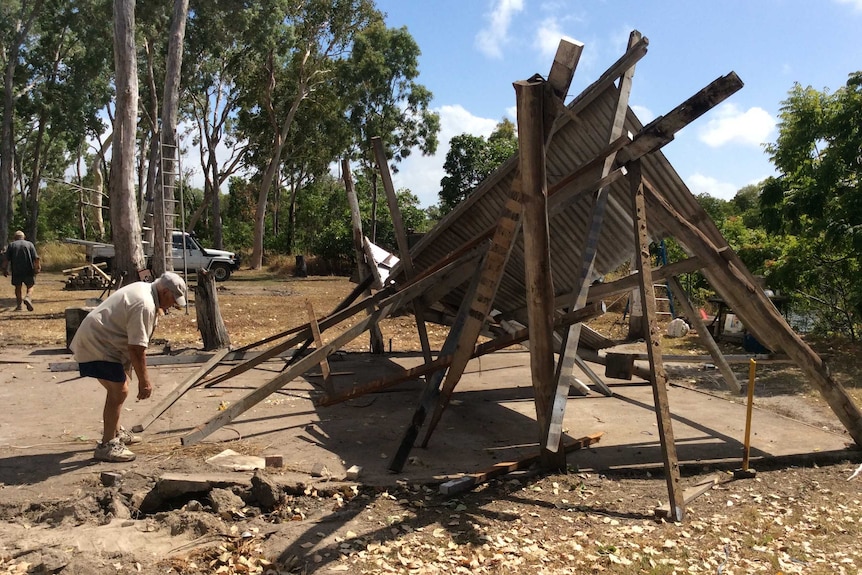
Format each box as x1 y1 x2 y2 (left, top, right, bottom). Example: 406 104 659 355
70 281 160 366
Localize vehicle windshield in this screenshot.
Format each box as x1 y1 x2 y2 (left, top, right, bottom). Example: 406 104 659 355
173 234 201 251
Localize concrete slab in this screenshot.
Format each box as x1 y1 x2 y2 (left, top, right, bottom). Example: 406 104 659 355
0 347 854 498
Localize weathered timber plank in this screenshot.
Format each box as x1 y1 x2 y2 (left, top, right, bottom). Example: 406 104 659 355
373 136 433 364
630 160 685 522
132 348 231 432
669 276 741 393
517 77 563 469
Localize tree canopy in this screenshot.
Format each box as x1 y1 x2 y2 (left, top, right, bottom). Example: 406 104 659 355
438 119 517 214
760 72 862 338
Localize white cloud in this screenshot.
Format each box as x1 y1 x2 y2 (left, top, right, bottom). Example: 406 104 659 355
475 0 525 59
630 104 654 124
835 0 862 10
686 172 738 200
389 104 500 207
698 103 775 148
533 17 581 61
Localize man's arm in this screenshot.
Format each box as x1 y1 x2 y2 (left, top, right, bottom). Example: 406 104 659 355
128 345 153 400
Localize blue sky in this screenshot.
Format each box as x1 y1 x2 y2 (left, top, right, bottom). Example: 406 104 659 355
373 0 862 208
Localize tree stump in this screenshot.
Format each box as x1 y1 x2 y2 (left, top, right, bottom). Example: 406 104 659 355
195 269 231 350
294 254 308 277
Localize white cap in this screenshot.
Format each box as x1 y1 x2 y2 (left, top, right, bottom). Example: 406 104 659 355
158 271 187 308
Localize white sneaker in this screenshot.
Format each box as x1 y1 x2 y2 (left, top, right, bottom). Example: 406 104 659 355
116 426 141 445
94 438 136 462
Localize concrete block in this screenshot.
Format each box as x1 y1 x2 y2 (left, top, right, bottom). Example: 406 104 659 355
439 476 475 495
265 455 283 468
345 465 362 480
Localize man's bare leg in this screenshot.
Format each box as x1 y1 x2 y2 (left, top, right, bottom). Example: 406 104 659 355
14 284 23 308
23 284 34 311
99 378 129 444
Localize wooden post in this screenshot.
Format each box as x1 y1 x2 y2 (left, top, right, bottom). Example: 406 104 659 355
306 300 333 395
342 158 384 354
629 160 684 522
390 252 489 472
414 40 582 456
668 276 741 394
372 137 433 363
516 76 564 470
195 269 230 350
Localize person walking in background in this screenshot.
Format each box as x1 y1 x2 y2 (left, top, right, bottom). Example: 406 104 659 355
2 230 40 311
70 272 188 462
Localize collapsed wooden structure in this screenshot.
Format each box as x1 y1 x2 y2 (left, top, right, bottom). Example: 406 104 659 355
136 32 862 522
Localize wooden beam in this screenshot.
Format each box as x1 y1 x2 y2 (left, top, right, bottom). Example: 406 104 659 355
439 433 603 495
343 158 384 353
373 136 433 364
549 31 642 452
643 179 862 447
516 76 564 469
616 72 744 166
390 251 489 472
305 300 333 395
132 348 231 433
668 276 741 394
630 160 685 522
317 302 605 407
182 294 404 446
654 475 720 519
564 36 648 119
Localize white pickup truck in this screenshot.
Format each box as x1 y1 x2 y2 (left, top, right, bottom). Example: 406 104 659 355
65 231 240 281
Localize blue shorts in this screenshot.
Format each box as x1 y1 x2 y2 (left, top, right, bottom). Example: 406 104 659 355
79 361 126 383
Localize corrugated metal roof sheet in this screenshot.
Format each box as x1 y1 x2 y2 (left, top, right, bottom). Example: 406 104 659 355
393 80 713 328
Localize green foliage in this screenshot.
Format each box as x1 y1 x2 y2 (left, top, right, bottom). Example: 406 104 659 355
438 119 517 214
760 72 862 339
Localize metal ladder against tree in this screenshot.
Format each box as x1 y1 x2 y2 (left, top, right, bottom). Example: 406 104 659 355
656 239 676 318
158 130 188 280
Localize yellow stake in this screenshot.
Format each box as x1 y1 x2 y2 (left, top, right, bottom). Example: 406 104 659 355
742 358 757 471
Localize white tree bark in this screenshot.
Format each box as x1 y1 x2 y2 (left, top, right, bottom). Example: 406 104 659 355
109 0 145 279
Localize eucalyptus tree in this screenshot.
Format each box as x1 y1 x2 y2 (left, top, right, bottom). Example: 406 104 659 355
14 0 114 242
236 0 380 269
109 0 146 277
341 21 439 241
183 0 270 249
1 0 44 245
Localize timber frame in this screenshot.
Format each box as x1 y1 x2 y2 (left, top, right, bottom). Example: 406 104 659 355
139 31 862 522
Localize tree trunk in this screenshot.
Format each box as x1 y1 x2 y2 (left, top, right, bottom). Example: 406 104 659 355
0 1 43 246
250 67 308 269
195 269 230 350
91 134 112 241
109 0 145 279
26 113 47 243
209 144 223 249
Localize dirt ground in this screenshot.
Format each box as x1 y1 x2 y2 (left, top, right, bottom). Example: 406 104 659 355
1 271 861 574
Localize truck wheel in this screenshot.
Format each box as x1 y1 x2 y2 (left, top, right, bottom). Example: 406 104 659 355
210 263 231 282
